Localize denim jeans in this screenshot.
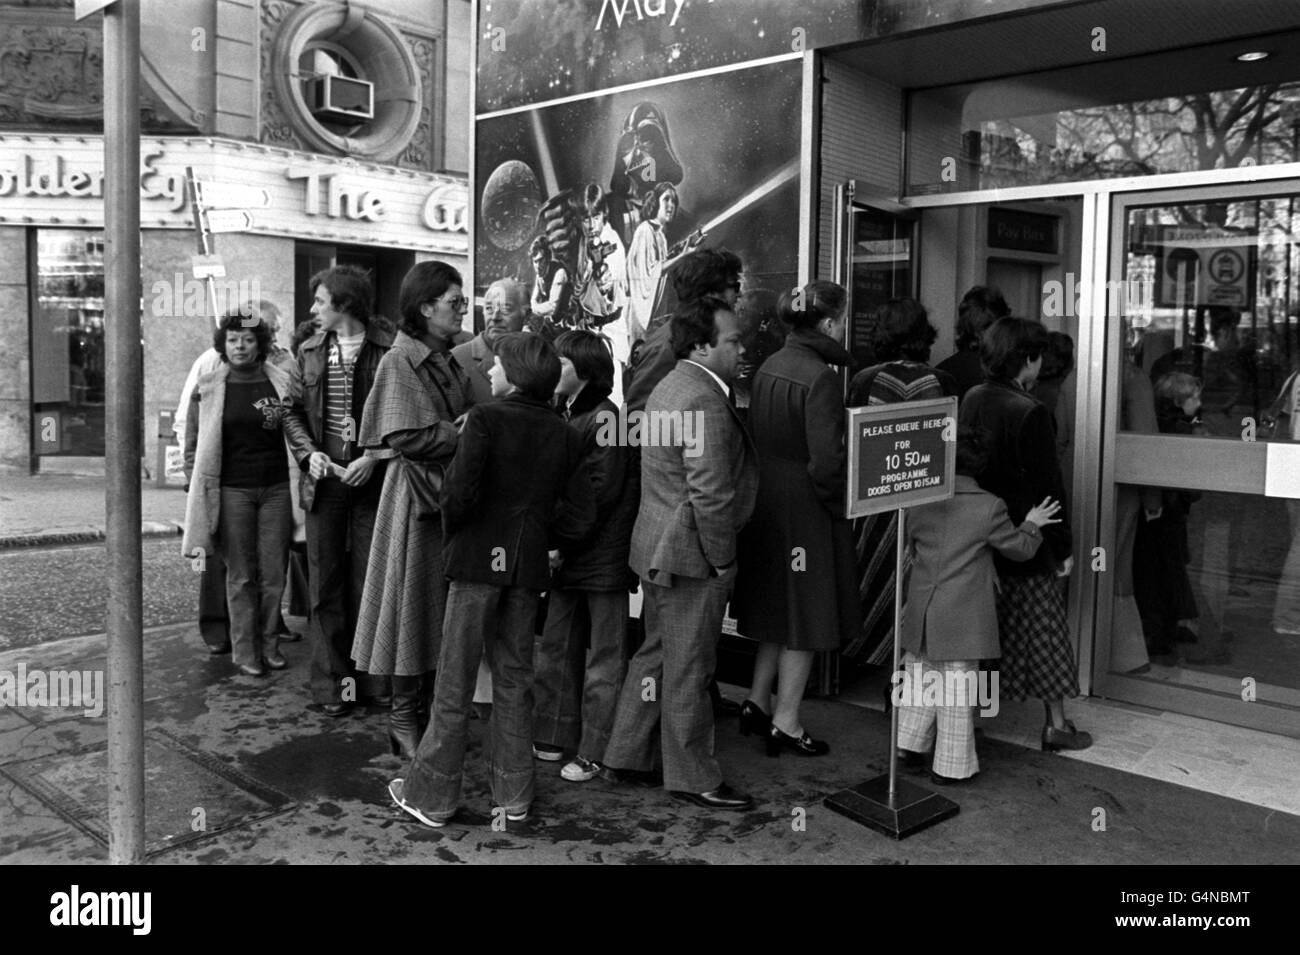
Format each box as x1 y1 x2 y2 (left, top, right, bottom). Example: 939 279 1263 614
403 581 540 818
219 483 292 669
533 588 628 761
306 474 387 703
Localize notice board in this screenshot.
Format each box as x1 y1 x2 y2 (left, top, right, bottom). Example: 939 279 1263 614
845 397 957 518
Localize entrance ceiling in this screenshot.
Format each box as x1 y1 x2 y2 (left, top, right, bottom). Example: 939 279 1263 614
829 0 1300 93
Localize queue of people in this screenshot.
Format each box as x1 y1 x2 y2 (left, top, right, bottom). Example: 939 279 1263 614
181 249 1096 826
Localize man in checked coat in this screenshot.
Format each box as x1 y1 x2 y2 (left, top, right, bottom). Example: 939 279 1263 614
602 296 760 810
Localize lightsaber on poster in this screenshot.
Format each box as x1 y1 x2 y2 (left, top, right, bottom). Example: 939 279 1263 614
694 158 799 234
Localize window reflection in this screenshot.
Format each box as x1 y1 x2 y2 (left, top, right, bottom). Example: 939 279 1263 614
910 70 1300 194
33 230 105 457
1115 484 1300 694
1119 195 1300 440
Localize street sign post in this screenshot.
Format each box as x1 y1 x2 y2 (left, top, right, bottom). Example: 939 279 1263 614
826 396 961 840
204 208 256 233
196 181 273 210
191 254 227 279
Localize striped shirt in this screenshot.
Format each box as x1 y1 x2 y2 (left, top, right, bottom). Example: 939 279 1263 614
323 332 363 461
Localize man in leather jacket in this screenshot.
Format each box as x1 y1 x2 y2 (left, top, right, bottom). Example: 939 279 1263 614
283 266 395 716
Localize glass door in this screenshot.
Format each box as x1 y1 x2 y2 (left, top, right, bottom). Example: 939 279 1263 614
1096 180 1300 737
842 199 916 369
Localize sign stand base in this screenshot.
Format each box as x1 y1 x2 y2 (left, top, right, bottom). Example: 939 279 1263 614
824 774 959 840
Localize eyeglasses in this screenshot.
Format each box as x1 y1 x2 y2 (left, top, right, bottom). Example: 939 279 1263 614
437 295 469 310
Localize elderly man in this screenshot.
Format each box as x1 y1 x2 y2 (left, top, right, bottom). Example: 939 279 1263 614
452 279 532 405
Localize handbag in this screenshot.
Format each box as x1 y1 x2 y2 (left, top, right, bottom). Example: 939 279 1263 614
405 458 445 522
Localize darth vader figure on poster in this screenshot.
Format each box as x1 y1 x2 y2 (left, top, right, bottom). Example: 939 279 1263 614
607 101 685 246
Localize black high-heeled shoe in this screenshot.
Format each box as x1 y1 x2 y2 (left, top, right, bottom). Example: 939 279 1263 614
766 725 829 757
1041 720 1092 752
738 700 772 737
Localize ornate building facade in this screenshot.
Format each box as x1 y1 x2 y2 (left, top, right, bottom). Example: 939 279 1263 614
0 0 471 471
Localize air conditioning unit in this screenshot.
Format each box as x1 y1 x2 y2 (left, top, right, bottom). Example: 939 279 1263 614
305 75 374 123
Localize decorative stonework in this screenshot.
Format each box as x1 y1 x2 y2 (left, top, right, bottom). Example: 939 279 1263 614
259 0 301 149
259 0 437 170
401 34 436 169
0 11 194 132
0 23 102 125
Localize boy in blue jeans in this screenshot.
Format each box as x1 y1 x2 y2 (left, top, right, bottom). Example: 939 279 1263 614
389 333 595 826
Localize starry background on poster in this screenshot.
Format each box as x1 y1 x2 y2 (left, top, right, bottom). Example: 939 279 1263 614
476 0 863 113
475 59 802 300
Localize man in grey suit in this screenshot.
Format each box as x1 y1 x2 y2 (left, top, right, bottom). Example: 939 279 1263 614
602 296 759 810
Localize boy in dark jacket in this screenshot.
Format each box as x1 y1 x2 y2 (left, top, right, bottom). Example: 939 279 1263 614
532 331 639 781
390 333 596 827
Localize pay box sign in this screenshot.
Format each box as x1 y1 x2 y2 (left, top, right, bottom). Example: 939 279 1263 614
845 397 957 519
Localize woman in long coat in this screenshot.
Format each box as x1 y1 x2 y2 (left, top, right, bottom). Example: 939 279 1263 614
959 316 1090 752
733 281 856 756
353 261 474 759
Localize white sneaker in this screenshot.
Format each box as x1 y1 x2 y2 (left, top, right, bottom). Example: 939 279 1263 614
561 756 603 782
388 779 447 828
532 743 564 762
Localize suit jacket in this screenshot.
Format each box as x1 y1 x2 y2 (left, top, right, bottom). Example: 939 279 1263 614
181 361 295 557
631 360 758 584
902 475 1044 661
450 333 495 407
958 377 1071 576
441 393 596 591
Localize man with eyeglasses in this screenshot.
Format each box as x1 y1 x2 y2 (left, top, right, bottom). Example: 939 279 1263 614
452 278 531 406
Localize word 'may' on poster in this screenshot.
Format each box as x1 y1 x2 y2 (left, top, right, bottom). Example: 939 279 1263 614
845 397 957 519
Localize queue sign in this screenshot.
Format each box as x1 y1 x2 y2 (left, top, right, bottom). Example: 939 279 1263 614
828 393 961 840
845 396 957 518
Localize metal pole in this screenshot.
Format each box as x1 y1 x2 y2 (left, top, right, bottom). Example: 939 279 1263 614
186 167 221 322
103 0 145 864
888 507 906 803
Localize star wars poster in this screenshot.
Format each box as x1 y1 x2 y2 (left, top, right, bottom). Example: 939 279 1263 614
475 58 802 327
476 0 862 113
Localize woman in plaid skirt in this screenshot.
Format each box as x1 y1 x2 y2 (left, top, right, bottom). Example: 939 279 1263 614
958 317 1092 752
352 262 475 759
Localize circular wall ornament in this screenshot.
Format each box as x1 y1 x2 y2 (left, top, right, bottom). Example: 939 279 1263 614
270 2 423 162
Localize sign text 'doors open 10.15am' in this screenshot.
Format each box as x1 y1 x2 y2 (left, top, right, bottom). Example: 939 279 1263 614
845 397 958 519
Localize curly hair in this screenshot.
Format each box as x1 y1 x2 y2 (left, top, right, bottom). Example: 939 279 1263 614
309 265 374 325
213 309 272 361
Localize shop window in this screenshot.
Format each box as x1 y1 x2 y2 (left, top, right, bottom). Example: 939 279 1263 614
32 229 105 457
1116 194 1300 440
908 47 1300 194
